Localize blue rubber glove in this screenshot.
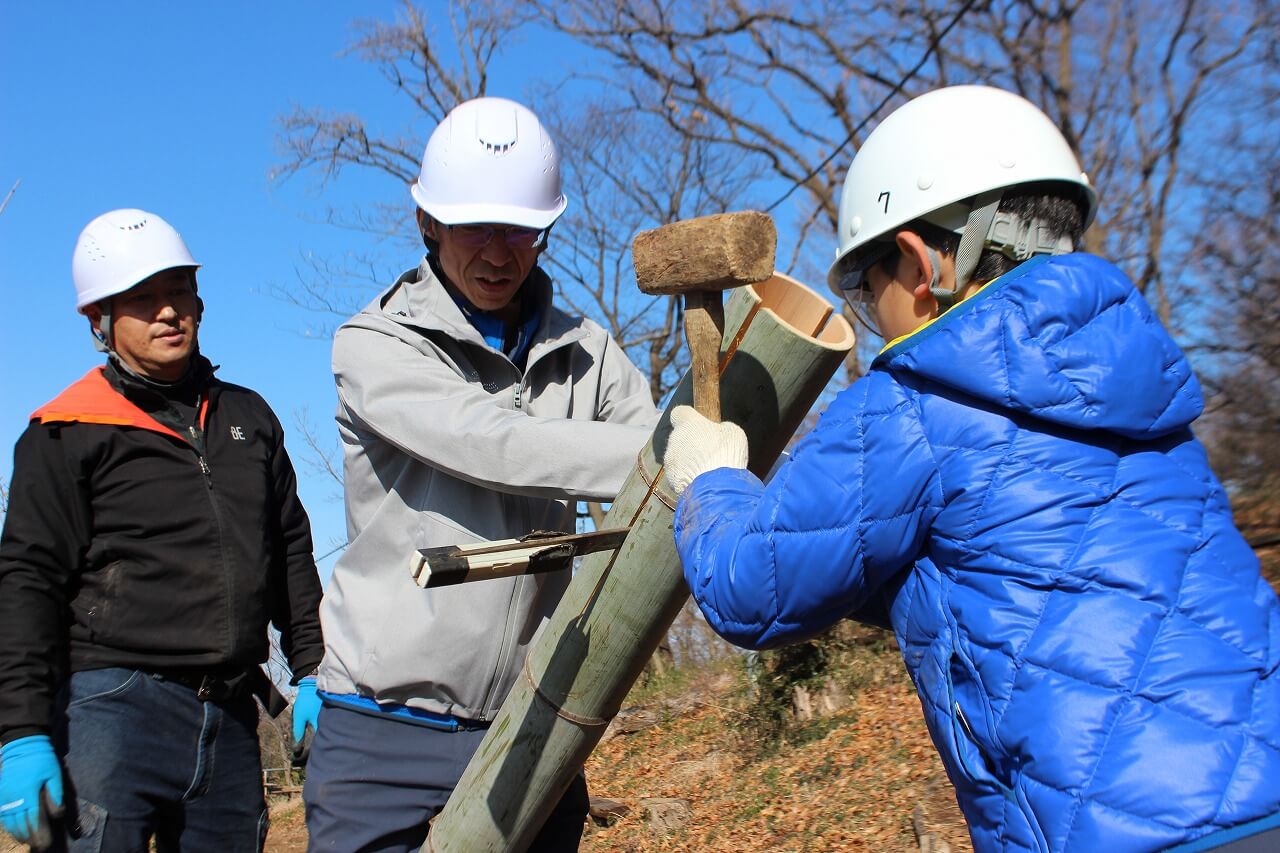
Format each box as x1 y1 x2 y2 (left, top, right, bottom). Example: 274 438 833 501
0 735 64 850
291 677 320 765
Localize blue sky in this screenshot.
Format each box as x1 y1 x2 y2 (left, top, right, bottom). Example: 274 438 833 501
0 4 567 581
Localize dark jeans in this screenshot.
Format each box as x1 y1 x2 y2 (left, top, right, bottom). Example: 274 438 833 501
303 702 589 852
52 667 267 853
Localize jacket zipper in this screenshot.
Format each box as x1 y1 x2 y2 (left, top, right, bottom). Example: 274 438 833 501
189 425 212 481
187 398 236 655
480 573 524 714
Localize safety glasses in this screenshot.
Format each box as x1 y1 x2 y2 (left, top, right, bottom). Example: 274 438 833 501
447 223 547 250
835 240 896 337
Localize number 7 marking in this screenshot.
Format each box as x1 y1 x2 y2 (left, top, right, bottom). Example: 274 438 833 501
878 191 890 213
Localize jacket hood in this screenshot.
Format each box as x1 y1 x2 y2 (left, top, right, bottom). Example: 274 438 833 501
876 254 1203 439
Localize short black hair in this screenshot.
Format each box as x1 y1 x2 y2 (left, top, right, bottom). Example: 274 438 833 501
971 184 1088 281
876 182 1089 283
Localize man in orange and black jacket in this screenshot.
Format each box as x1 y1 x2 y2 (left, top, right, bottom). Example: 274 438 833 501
0 209 324 852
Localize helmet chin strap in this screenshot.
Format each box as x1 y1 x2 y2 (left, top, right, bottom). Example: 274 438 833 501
924 246 944 299
92 305 113 353
931 191 1002 311
928 190 1077 311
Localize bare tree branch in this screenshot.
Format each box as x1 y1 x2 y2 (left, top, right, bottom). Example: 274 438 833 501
0 179 18 218
292 409 344 493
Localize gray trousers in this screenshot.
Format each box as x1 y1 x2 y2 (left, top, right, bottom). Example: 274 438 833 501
303 703 588 852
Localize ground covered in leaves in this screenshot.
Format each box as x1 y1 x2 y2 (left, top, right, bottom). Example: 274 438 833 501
574 638 970 853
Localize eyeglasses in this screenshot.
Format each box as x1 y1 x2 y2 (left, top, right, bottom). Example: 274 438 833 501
835 241 896 338
835 240 897 298
446 223 547 250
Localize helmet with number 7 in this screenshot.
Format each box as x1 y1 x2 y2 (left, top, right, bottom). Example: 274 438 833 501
827 85 1096 292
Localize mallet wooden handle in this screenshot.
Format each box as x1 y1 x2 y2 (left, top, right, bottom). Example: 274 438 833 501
631 211 777 424
683 291 724 422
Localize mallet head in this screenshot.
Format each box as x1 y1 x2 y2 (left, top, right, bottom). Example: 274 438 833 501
632 211 777 296
632 211 778 422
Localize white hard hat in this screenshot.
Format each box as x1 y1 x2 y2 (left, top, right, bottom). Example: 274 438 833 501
411 97 568 229
72 209 200 312
828 85 1096 291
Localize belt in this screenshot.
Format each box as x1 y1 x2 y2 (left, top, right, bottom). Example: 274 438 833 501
152 667 251 703
151 666 288 716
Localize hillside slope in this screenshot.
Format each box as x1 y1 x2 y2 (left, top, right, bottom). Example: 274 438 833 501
575 638 971 853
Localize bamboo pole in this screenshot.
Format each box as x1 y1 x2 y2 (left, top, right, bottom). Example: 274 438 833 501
423 273 855 852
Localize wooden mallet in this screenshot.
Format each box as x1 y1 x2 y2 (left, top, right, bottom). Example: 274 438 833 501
632 211 778 421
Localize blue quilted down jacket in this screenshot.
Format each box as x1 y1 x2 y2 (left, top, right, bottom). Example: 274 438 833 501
676 254 1280 852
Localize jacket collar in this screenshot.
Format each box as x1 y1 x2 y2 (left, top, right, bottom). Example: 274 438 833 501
103 353 215 406
377 257 591 364
31 361 214 442
872 253 1203 439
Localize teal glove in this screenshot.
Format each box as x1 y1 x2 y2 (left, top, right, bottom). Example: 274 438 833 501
291 677 320 765
0 735 64 850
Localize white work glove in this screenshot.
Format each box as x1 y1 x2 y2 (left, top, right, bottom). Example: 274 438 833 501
664 405 749 495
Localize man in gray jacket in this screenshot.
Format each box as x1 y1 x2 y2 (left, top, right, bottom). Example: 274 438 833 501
303 97 659 852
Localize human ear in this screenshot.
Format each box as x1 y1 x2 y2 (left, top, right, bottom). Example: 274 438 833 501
417 209 437 241
84 303 108 336
84 305 109 347
895 231 936 300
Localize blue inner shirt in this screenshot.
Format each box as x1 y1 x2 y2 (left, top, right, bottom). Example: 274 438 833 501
446 283 542 371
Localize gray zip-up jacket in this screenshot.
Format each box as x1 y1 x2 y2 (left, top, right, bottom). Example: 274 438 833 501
317 261 658 719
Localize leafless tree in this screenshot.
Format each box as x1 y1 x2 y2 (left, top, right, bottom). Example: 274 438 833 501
948 0 1276 331
271 1 532 326
276 2 535 191
533 0 1277 361
535 94 761 399
292 409 344 493
259 630 301 790
1187 129 1280 583
529 0 1280 674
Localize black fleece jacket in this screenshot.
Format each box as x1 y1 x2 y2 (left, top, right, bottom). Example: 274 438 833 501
0 357 324 742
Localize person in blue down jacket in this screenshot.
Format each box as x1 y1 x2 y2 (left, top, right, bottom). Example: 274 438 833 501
663 85 1280 853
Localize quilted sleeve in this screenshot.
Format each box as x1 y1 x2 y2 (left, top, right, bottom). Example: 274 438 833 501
675 374 941 649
